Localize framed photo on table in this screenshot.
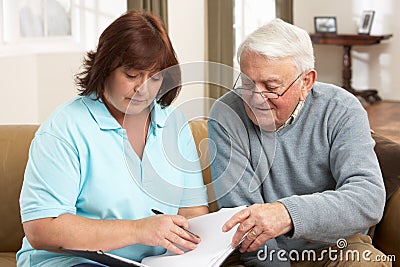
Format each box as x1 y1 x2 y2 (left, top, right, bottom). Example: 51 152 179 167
358 10 375 35
314 17 337 34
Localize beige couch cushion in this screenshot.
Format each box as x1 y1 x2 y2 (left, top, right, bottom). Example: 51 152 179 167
0 125 38 255
0 253 17 267
188 119 218 212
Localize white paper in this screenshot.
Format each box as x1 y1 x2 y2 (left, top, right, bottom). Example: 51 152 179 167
142 206 246 267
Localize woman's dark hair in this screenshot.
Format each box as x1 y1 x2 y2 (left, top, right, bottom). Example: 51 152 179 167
75 10 181 107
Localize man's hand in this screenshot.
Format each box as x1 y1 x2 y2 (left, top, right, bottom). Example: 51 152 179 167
222 203 293 252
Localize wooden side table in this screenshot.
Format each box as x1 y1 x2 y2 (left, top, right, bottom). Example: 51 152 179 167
310 33 392 104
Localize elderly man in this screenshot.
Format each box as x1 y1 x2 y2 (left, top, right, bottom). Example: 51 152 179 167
209 19 389 266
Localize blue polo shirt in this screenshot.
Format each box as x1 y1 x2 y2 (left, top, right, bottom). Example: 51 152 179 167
17 95 208 266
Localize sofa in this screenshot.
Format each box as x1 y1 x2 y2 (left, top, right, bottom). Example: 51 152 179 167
0 121 399 267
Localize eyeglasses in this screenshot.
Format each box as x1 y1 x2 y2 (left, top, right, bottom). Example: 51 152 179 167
233 72 303 100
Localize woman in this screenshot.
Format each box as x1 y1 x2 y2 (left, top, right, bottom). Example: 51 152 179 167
17 10 208 267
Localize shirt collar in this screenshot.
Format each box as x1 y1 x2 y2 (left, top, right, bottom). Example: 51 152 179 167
82 94 121 130
82 94 167 131
149 101 168 129
276 100 305 132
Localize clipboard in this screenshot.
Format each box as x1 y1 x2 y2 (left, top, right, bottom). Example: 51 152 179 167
59 248 149 267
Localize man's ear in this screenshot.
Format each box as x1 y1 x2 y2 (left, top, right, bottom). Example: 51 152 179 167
300 69 317 100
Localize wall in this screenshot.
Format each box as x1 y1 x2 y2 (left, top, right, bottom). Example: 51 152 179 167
4 1 396 124
0 0 127 124
36 53 83 122
167 0 206 120
0 0 206 124
294 0 400 101
0 54 39 124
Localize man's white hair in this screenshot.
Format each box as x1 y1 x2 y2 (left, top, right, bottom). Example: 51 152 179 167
237 18 315 72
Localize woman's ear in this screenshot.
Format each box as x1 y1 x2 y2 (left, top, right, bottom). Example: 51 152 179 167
300 69 317 100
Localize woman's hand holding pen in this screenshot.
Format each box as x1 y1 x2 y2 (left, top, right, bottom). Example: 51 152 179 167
134 214 201 255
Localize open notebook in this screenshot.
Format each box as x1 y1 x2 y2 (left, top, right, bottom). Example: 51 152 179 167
61 206 246 267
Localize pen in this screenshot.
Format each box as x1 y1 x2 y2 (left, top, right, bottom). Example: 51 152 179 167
151 209 201 239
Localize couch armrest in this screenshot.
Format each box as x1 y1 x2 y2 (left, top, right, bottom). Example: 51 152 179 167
373 188 400 264
371 132 400 264
372 132 400 200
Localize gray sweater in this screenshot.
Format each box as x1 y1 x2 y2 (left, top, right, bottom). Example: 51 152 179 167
208 82 385 252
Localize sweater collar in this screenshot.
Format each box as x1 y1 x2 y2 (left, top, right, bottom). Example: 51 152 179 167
276 100 305 132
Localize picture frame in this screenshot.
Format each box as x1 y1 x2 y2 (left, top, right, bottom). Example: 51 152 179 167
314 17 337 34
358 10 375 35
